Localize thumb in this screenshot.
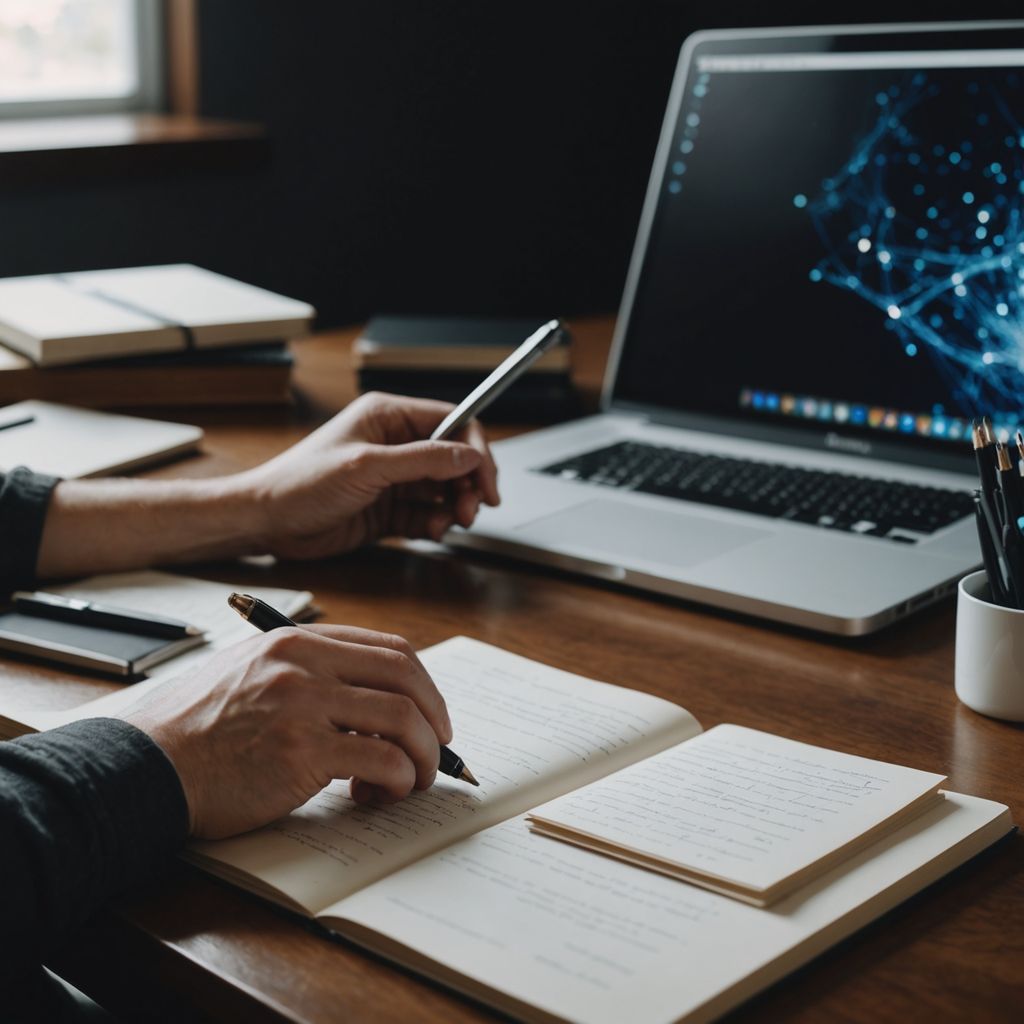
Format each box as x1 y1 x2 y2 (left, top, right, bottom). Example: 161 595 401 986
360 440 482 486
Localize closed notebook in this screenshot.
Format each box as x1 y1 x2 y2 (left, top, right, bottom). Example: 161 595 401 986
0 571 313 706
0 401 202 478
354 316 571 372
0 264 315 366
0 612 204 677
354 316 577 422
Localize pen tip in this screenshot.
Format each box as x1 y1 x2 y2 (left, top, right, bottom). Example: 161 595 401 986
185 625 205 637
460 766 480 787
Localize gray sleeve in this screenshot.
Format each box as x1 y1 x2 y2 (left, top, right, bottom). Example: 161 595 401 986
0 467 61 594
0 718 189 979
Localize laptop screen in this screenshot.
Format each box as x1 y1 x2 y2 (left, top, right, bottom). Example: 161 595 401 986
610 24 1024 469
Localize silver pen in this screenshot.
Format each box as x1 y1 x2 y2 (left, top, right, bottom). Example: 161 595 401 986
430 319 565 440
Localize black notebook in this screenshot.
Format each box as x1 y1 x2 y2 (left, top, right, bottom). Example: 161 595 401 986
354 316 577 422
0 612 205 678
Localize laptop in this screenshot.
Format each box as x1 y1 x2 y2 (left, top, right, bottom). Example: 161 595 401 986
446 21 1024 635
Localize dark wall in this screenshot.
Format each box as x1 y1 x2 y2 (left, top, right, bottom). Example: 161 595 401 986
2 2 1020 327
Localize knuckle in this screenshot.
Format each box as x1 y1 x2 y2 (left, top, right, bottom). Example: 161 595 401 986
392 635 417 659
379 742 412 781
355 391 391 416
381 632 414 657
264 626 306 657
389 692 419 727
344 442 375 474
380 646 417 680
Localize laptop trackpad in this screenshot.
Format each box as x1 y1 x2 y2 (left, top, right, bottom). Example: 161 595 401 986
518 499 769 569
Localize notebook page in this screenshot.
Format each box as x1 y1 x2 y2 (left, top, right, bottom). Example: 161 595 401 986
187 636 700 916
530 724 945 895
325 795 1008 1024
7 571 311 730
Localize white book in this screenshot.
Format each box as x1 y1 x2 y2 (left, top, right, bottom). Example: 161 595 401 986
0 636 1011 1023
0 265 315 366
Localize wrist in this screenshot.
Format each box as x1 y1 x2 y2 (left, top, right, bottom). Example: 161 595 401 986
119 707 199 835
224 466 276 556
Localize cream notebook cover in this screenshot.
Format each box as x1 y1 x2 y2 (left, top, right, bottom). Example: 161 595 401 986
0 401 202 478
0 264 314 366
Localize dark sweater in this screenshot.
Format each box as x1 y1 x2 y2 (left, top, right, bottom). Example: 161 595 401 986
0 469 190 997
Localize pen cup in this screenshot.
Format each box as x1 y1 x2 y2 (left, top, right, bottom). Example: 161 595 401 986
955 570 1024 722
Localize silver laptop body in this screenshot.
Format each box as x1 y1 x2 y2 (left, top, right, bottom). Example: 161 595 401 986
448 21 1024 634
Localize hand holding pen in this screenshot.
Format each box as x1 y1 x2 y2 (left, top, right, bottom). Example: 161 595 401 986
122 609 473 837
228 593 478 787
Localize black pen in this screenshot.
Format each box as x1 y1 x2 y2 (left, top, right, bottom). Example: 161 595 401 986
996 441 1024 606
972 422 1014 604
973 492 1006 606
974 419 999 501
995 441 1023 524
227 593 479 786
12 590 204 638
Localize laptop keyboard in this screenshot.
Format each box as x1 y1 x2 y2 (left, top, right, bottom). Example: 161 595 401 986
537 441 974 543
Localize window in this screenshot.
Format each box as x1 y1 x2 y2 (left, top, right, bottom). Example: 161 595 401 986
0 0 162 117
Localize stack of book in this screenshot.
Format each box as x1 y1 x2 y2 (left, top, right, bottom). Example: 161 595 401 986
0 265 315 409
353 316 579 422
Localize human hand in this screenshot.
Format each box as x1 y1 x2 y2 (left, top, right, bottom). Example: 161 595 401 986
234 392 501 560
120 624 453 839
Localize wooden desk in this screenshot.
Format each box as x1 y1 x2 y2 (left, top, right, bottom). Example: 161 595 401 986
14 319 1023 1022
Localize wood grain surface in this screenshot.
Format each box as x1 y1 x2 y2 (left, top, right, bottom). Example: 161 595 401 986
19 318 1023 1022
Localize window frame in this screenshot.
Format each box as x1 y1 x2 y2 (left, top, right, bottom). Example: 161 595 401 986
0 0 164 119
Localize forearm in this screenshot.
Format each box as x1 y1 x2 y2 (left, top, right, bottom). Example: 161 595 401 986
36 475 267 581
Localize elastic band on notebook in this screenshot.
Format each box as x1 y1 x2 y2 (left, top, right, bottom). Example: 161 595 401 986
53 274 197 350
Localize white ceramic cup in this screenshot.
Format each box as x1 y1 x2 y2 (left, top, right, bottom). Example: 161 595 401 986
954 570 1024 721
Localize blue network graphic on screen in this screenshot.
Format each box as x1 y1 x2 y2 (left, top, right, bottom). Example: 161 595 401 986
800 71 1024 422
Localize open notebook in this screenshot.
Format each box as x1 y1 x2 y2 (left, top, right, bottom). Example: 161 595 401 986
0 634 1011 1023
